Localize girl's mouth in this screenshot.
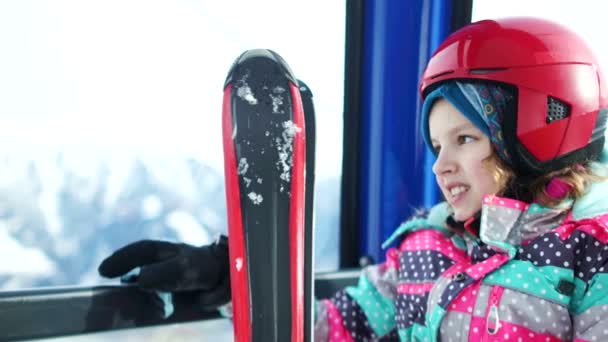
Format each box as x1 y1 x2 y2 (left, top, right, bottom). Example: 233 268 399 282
448 185 469 204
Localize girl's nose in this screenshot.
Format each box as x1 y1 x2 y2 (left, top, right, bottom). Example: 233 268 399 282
432 149 456 175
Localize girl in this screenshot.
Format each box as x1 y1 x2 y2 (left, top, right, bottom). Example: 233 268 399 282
313 17 608 341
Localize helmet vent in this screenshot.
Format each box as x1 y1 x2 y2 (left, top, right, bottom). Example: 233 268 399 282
546 97 571 124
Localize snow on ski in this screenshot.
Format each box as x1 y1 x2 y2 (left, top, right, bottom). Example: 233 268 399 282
222 49 313 342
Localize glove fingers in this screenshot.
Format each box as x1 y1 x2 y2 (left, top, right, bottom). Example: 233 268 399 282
138 250 225 292
137 257 187 291
138 244 228 291
98 240 179 278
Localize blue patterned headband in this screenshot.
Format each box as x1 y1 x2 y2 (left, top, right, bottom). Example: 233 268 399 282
421 81 514 164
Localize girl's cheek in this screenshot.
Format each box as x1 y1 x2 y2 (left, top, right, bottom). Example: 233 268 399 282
472 159 497 184
471 158 489 173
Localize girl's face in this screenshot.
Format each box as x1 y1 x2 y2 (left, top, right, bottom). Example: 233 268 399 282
429 99 501 221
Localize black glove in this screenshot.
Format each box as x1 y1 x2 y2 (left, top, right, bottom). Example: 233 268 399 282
98 236 231 308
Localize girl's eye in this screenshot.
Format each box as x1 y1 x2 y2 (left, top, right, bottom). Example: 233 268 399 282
432 145 440 153
458 135 476 145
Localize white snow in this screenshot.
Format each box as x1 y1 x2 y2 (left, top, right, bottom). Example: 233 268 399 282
268 86 285 114
236 74 258 105
141 195 163 219
237 157 249 175
269 93 284 114
282 120 302 137
165 210 212 246
247 192 263 205
0 226 57 276
275 120 302 189
243 176 252 187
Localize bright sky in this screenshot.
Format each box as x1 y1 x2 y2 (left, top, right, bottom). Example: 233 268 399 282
0 0 345 177
473 0 608 65
1 0 605 176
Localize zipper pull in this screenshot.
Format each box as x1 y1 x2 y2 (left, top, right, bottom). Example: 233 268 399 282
486 304 501 335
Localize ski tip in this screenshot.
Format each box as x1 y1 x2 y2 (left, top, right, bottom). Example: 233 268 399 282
224 49 298 89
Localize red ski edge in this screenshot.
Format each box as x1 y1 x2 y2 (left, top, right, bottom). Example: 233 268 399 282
222 84 251 342
289 81 306 342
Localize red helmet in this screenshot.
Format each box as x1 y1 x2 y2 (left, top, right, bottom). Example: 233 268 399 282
420 17 608 175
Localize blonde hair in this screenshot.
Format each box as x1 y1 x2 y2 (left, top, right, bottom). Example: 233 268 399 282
483 151 607 208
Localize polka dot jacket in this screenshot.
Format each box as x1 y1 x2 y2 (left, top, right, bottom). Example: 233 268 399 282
314 181 608 342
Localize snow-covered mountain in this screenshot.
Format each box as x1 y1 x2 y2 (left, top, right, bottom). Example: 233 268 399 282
0 150 340 290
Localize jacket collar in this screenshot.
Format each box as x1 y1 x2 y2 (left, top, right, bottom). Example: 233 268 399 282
477 194 572 258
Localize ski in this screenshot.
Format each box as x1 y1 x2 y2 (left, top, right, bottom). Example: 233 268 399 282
222 49 314 342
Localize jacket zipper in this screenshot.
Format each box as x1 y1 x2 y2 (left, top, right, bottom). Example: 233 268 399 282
483 286 505 341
